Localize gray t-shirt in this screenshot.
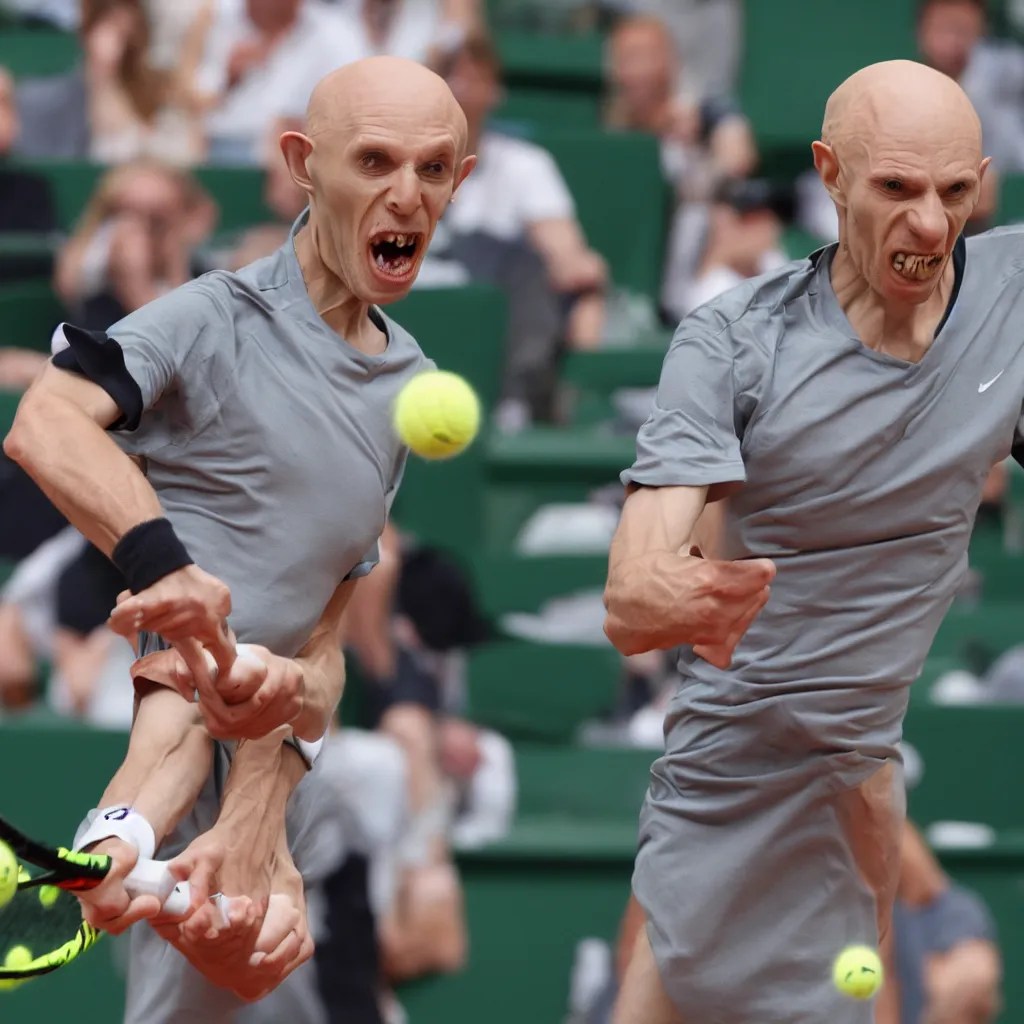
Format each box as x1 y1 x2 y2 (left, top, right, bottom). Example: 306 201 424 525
55 211 428 658
623 228 1024 757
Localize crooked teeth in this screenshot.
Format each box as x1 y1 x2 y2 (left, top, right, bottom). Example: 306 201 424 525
891 252 942 280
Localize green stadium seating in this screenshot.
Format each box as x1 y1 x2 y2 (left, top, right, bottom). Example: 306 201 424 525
488 426 632 483
740 2 915 164
532 130 670 299
0 27 78 79
469 552 607 616
929 603 1024 665
0 233 59 283
388 286 506 552
483 427 632 547
12 160 270 234
560 342 668 391
466 642 621 741
0 280 64 350
997 173 1024 225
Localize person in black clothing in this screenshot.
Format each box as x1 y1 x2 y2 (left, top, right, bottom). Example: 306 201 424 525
0 66 56 234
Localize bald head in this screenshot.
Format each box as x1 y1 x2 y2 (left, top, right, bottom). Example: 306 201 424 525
813 59 990 307
307 56 468 158
280 56 477 310
821 60 981 161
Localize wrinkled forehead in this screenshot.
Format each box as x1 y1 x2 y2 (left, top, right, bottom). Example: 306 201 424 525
838 99 982 180
313 91 463 161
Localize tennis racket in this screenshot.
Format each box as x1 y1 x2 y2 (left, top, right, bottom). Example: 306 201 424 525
0 814 216 983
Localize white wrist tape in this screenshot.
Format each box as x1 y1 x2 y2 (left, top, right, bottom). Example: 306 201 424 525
73 806 157 861
285 734 326 770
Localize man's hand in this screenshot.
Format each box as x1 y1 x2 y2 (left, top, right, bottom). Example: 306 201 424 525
682 547 775 670
604 550 775 663
131 644 304 741
76 838 163 935
109 564 235 693
151 832 312 1001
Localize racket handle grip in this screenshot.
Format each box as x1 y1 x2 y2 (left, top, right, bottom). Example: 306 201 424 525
124 858 231 925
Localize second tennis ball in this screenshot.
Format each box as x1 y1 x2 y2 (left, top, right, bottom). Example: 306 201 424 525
0 842 18 910
393 370 481 460
0 945 33 992
833 945 883 999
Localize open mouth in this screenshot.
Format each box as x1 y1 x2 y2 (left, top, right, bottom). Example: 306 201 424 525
369 232 422 279
890 251 944 282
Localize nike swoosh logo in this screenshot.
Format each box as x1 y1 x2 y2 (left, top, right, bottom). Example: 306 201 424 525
979 371 1004 393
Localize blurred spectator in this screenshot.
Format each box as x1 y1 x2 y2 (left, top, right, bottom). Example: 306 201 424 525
0 66 56 234
196 116 309 271
600 0 742 102
800 0 1005 246
605 14 757 323
54 159 216 330
919 0 1024 175
341 521 512 1002
331 0 481 69
0 526 133 727
190 0 360 166
683 178 791 315
2 0 78 29
14 0 209 162
890 821 1001 1024
424 32 607 423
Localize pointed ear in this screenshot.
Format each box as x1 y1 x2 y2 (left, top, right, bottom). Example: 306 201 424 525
452 154 477 200
280 131 315 195
812 140 844 206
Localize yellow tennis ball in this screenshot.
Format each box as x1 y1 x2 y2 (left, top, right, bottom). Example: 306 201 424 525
0 945 33 992
833 945 883 999
0 843 18 910
393 370 481 461
38 886 60 909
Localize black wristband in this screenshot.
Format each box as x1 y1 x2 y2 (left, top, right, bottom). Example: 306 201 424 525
111 518 194 594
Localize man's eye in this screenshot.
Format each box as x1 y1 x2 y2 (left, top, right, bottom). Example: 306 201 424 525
884 179 902 192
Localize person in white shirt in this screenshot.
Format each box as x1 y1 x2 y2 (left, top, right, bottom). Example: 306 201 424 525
681 178 790 316
439 32 607 347
192 0 361 165
330 0 479 68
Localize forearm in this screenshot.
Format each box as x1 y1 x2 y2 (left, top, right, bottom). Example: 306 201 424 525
290 642 344 742
216 731 307 869
604 550 706 654
4 377 162 556
604 485 708 655
98 686 213 845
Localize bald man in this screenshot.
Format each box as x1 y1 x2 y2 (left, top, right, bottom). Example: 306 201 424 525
603 59 1016 1024
4 57 475 1023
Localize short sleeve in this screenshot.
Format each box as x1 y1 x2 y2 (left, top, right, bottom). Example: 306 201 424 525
50 282 232 435
515 144 576 224
621 308 751 490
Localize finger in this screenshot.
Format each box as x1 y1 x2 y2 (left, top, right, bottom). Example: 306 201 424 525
695 588 771 668
251 928 302 971
216 655 266 705
86 894 163 935
207 629 238 683
175 638 218 701
706 558 777 597
171 857 216 912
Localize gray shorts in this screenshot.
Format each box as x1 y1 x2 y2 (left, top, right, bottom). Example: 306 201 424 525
633 695 905 1024
122 744 338 1024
